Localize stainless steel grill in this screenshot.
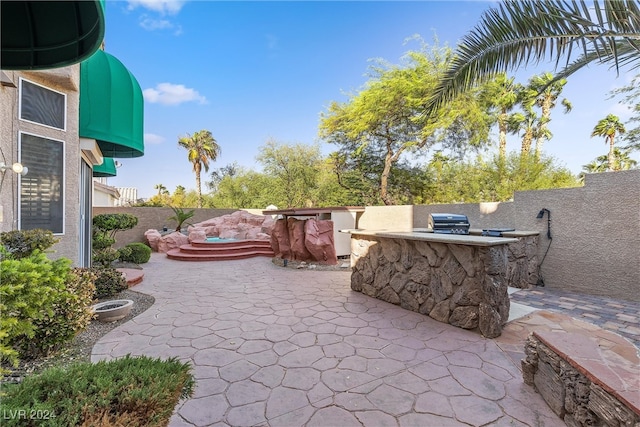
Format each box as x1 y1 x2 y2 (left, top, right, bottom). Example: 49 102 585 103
428 213 470 235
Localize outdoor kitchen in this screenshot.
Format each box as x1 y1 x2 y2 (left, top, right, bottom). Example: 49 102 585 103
343 213 540 338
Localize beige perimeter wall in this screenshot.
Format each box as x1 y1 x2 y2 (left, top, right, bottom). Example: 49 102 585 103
357 169 640 302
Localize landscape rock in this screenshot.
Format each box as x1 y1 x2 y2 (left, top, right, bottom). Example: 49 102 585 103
157 232 189 253
144 229 161 251
304 219 337 265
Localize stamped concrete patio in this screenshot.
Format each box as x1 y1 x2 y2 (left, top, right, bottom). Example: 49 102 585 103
93 253 566 427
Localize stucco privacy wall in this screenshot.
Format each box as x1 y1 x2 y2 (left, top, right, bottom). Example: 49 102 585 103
1 68 82 264
92 207 238 248
357 169 640 302
514 170 640 302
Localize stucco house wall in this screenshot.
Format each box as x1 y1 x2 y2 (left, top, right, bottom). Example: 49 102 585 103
0 68 82 264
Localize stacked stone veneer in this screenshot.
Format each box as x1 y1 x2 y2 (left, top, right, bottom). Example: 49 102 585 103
522 334 640 426
350 235 511 338
502 234 539 289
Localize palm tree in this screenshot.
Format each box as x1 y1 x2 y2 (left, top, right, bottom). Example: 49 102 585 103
154 183 167 196
178 130 221 208
523 72 573 157
590 115 627 171
426 0 640 115
479 73 522 161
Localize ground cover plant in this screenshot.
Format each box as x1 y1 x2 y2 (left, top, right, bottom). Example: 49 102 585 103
0 355 194 427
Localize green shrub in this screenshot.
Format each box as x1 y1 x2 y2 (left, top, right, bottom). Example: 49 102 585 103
119 243 151 264
0 252 71 367
92 214 138 267
92 247 120 268
93 267 127 299
0 229 58 259
19 268 96 358
0 355 194 427
92 213 138 234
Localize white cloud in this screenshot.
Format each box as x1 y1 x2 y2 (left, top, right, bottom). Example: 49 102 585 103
138 16 183 35
143 83 207 106
144 133 165 144
127 0 186 15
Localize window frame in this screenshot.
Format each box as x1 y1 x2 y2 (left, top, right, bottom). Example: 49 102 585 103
18 131 66 235
18 78 67 132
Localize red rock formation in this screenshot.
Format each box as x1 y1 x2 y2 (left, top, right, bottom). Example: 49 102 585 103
304 219 337 265
271 219 291 259
288 218 312 261
144 229 161 251
158 232 189 253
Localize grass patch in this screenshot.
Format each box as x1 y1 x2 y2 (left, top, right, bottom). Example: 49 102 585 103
0 355 194 427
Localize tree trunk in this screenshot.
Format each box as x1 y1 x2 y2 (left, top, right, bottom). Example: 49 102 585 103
498 111 507 160
380 148 393 206
195 163 203 208
521 129 533 156
608 136 616 171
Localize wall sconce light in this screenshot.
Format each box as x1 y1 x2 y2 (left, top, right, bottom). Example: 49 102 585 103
0 162 28 176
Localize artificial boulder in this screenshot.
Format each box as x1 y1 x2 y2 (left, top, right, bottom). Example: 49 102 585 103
304 219 337 265
271 218 338 265
189 211 275 240
288 218 311 261
157 232 189 253
144 229 162 251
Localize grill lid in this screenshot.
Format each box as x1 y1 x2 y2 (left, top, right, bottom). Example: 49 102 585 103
428 213 470 235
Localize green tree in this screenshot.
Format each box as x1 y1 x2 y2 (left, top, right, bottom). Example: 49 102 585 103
427 0 640 115
171 185 187 207
422 152 579 203
211 169 276 209
591 114 627 171
256 140 322 208
320 42 491 205
178 130 221 208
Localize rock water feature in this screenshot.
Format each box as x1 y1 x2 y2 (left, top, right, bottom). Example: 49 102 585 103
349 233 518 338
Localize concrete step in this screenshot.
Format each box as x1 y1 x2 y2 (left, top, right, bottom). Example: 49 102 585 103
166 247 275 261
190 239 272 249
181 243 273 255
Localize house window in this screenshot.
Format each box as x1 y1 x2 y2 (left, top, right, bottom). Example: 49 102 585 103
19 132 65 234
19 79 66 131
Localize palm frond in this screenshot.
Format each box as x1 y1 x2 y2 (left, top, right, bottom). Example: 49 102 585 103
426 0 640 116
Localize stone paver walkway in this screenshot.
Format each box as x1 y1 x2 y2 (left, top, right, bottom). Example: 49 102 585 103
93 253 565 427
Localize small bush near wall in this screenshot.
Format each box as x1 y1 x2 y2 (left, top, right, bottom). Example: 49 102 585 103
119 242 151 264
92 267 128 299
0 229 58 259
0 231 97 370
19 268 96 358
0 251 75 367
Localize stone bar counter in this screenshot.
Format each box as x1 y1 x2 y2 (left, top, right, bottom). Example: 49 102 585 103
345 229 536 338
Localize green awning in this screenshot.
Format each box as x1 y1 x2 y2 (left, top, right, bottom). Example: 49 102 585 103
1 1 105 70
93 157 117 177
80 50 144 158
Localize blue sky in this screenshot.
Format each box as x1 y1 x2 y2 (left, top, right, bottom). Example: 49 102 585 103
103 0 638 199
